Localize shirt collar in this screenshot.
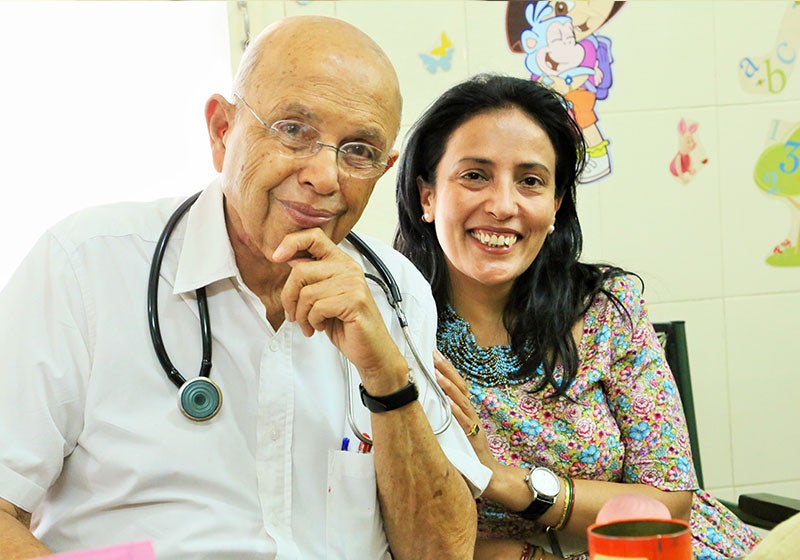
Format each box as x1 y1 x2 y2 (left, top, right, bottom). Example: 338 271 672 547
172 178 238 294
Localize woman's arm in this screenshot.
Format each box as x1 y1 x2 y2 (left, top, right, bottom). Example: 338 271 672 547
435 312 694 543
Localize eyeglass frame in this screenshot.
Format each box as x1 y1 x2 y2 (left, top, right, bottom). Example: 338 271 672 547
232 93 392 179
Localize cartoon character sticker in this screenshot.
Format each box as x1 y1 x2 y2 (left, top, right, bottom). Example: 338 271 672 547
506 1 626 184
521 4 596 89
669 119 709 185
754 121 800 266
419 33 454 74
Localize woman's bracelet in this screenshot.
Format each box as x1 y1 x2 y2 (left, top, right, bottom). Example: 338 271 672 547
520 543 540 560
552 476 574 531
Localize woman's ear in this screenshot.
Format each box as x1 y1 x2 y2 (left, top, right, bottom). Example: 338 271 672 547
417 175 436 219
205 94 234 172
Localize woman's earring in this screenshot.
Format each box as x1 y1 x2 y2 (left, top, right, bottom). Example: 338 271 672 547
422 212 432 223
547 224 556 234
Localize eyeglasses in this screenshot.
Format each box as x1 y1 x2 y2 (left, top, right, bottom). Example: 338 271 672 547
233 93 390 179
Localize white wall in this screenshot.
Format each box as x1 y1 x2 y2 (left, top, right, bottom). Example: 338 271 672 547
0 0 232 287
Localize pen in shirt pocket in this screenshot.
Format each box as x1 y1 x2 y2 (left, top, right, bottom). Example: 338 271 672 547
341 437 350 451
358 433 372 454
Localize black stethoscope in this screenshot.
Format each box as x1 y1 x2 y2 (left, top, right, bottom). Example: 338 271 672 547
147 192 451 441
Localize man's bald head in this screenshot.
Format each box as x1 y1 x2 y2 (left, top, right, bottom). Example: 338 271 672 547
233 16 402 135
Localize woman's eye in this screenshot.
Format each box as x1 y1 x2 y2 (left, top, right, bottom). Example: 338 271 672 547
461 171 486 181
521 176 544 187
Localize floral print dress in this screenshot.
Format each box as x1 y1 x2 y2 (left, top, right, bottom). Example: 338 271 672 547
437 275 761 559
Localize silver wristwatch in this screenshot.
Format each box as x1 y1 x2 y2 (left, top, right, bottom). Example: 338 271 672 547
518 465 560 520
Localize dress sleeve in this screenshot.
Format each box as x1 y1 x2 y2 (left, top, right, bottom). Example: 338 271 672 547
600 275 698 491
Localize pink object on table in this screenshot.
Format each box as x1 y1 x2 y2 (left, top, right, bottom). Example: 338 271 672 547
34 541 155 560
595 494 672 524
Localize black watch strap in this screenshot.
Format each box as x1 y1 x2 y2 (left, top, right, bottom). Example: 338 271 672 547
518 495 555 520
359 377 418 413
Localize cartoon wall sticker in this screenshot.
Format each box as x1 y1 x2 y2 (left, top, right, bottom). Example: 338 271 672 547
506 1 626 184
739 1 799 95
669 119 709 185
419 33 454 74
754 120 800 266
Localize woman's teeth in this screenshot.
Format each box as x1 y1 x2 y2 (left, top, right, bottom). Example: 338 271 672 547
471 231 518 247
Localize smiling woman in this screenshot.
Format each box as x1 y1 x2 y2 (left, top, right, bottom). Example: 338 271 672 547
394 74 762 560
0 1 232 288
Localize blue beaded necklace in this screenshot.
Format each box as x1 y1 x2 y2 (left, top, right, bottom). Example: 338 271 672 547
436 304 533 387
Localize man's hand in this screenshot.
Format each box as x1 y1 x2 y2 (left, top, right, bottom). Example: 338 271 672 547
0 497 53 558
273 229 408 387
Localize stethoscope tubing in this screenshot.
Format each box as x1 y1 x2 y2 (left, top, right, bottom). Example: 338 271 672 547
148 192 452 438
147 191 212 389
345 232 453 445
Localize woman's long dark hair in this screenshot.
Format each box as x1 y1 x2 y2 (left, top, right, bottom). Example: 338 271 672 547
394 74 633 396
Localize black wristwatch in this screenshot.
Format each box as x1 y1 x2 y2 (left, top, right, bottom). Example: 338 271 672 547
518 465 560 520
359 373 418 413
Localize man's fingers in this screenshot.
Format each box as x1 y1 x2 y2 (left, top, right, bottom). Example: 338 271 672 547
293 286 354 337
281 259 364 326
272 228 336 264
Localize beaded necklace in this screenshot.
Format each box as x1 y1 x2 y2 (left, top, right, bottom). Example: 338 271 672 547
436 304 533 387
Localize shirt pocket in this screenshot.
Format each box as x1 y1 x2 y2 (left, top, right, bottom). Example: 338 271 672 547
326 449 391 559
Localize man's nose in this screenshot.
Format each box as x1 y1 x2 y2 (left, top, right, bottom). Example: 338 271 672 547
298 142 341 194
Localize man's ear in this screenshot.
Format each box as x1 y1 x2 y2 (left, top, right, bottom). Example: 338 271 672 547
417 176 435 218
205 94 233 173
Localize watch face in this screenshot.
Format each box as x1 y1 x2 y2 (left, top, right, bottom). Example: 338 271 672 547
531 468 560 498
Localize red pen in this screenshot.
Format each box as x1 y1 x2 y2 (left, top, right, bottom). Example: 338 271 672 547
358 433 372 453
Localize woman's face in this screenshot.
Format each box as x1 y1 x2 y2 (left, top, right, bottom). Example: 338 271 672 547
419 107 561 295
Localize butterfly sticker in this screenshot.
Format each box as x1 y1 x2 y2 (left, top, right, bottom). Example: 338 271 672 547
429 32 452 57
419 32 454 74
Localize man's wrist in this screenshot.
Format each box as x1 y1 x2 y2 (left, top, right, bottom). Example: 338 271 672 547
359 372 418 413
357 353 411 393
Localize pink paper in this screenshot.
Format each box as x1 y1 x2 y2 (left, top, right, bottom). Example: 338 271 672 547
35 541 155 560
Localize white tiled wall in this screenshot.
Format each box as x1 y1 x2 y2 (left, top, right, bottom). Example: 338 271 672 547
229 0 800 500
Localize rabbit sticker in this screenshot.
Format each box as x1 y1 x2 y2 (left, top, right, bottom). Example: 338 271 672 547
669 118 709 184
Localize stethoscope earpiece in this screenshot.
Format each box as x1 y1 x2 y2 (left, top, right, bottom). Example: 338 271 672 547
178 377 222 421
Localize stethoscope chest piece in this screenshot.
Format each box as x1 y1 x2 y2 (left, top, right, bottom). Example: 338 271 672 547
178 377 222 422
150 193 451 433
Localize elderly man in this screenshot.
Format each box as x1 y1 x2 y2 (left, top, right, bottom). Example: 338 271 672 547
0 16 489 560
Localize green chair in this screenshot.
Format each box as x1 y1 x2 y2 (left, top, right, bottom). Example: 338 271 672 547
652 321 800 530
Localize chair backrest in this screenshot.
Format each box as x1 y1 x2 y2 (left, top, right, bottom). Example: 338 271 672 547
651 321 704 488
652 322 800 529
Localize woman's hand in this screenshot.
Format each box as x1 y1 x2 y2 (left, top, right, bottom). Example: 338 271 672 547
474 538 530 560
433 350 541 512
434 350 497 468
